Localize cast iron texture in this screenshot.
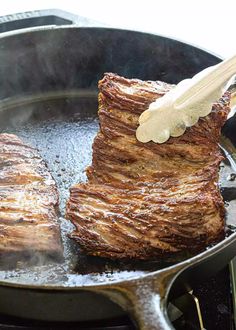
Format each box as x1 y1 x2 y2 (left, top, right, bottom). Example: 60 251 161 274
0 12 235 329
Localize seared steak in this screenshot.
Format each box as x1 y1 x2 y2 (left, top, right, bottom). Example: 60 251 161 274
0 134 63 266
66 73 230 259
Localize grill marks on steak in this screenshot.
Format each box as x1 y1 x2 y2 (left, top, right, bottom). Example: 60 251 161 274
66 73 231 259
0 134 63 266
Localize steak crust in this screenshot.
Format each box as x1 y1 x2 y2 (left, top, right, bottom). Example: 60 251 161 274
0 134 63 266
66 73 230 259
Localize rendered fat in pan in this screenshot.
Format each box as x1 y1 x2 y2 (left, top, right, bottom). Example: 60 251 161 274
0 10 235 330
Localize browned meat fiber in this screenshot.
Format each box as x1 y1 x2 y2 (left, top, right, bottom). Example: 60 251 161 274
66 73 231 260
0 134 63 266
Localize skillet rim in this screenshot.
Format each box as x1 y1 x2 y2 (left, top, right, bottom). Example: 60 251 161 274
0 24 233 290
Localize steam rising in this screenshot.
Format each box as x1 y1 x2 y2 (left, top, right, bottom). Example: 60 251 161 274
0 95 100 284
0 95 171 286
0 26 229 286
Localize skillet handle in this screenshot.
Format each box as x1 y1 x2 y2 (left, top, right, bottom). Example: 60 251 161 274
97 266 184 330
0 9 103 33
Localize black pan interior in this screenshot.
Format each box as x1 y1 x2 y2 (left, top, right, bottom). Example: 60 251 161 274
0 91 235 287
0 93 177 286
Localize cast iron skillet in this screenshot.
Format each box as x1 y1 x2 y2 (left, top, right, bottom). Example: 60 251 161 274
0 9 236 330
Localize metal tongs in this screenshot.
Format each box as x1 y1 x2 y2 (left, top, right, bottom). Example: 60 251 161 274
136 54 236 144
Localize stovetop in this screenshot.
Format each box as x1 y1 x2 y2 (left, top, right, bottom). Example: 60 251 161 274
173 267 234 330
0 266 233 330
